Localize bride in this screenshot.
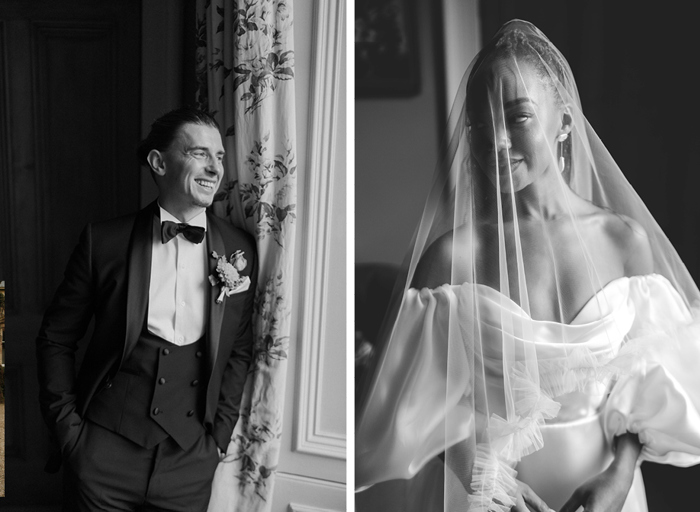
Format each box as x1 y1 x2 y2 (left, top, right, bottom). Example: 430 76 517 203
356 20 700 512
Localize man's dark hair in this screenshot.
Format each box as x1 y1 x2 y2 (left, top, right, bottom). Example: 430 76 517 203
136 107 220 167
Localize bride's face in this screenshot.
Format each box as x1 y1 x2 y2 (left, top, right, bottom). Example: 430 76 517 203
467 55 565 194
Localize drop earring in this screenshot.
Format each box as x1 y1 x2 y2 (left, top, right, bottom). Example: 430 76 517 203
557 133 568 171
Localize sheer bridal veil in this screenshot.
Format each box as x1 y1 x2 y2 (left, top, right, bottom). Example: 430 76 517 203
356 19 700 511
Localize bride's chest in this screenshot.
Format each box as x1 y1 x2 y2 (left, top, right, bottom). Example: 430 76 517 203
471 226 626 323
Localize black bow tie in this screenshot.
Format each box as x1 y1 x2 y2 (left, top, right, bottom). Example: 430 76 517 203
161 221 206 244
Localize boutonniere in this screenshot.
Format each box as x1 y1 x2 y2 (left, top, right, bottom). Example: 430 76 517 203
209 250 251 304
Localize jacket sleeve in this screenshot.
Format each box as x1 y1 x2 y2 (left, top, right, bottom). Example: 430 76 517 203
36 224 95 459
211 242 259 451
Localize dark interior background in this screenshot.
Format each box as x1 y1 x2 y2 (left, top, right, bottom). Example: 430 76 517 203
0 0 198 508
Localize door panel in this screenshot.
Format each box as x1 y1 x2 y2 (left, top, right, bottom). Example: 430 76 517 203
0 0 141 506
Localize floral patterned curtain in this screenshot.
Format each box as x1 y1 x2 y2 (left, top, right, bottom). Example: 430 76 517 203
195 1 296 510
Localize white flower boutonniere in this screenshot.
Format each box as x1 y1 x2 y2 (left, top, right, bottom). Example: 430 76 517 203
209 250 251 304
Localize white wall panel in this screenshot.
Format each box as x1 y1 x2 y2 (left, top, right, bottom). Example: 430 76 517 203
273 0 346 509
274 473 345 512
294 0 346 460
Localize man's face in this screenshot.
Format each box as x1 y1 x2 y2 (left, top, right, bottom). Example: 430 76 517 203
158 123 225 215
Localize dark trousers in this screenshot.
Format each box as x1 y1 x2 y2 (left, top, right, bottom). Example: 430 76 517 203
63 419 220 512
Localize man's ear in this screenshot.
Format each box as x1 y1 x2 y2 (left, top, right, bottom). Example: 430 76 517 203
147 149 166 176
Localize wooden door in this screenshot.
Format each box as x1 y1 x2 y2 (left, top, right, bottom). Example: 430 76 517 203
0 0 141 506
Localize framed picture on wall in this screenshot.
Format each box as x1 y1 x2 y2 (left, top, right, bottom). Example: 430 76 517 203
356 0 420 97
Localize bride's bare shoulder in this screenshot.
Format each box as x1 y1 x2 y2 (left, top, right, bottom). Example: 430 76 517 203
410 230 458 290
597 208 654 275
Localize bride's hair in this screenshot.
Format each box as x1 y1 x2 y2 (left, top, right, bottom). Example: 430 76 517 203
468 24 569 104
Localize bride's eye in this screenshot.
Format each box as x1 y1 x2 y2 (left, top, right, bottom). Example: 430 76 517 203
509 113 530 124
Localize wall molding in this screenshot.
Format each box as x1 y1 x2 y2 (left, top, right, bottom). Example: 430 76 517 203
277 471 345 489
293 0 345 460
289 504 342 512
277 471 345 512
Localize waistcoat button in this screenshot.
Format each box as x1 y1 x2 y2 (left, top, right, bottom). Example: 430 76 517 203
162 348 170 355
187 410 195 417
196 351 203 358
153 407 160 415
191 379 199 386
159 377 166 385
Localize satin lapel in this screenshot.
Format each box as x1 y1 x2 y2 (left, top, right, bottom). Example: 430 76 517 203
206 214 226 374
122 201 157 366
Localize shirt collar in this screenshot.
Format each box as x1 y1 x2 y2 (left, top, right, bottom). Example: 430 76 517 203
158 204 208 230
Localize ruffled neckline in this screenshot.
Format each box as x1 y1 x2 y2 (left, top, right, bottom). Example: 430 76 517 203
475 276 630 327
413 274 649 327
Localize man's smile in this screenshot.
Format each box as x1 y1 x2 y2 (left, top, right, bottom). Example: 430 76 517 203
195 179 216 190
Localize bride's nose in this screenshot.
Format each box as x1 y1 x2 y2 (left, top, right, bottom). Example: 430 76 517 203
494 126 512 150
483 122 511 153
487 93 511 151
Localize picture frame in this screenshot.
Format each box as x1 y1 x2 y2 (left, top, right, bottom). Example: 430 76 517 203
356 0 421 97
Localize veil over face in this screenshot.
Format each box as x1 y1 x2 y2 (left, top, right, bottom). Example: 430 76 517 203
356 19 700 512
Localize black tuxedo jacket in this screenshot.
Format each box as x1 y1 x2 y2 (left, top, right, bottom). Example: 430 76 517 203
36 201 257 472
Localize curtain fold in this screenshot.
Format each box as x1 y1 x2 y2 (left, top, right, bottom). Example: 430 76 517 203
196 1 297 509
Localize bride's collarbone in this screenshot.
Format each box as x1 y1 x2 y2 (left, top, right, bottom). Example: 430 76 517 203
415 211 635 295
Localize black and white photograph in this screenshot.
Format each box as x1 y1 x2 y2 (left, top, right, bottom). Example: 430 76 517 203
356 1 700 511
0 0 345 510
7 0 700 511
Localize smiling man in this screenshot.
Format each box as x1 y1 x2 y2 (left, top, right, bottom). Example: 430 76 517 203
36 107 257 511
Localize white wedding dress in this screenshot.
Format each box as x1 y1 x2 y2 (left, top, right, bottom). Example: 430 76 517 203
356 274 700 511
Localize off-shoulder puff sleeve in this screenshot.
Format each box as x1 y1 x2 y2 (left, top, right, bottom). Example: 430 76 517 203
603 274 700 466
356 286 473 488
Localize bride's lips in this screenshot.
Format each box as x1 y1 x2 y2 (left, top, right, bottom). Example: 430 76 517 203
494 158 523 172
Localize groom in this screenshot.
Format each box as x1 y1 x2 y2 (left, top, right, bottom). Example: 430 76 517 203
36 107 257 511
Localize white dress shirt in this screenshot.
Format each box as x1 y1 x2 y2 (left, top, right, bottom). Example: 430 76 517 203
147 206 209 345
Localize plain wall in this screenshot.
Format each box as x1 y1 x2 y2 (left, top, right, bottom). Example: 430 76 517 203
355 0 444 267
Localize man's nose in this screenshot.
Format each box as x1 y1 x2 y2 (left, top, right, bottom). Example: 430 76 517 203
205 157 222 174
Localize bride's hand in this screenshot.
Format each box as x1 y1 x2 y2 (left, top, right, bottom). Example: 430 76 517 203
558 463 631 512
512 479 555 512
559 433 640 512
